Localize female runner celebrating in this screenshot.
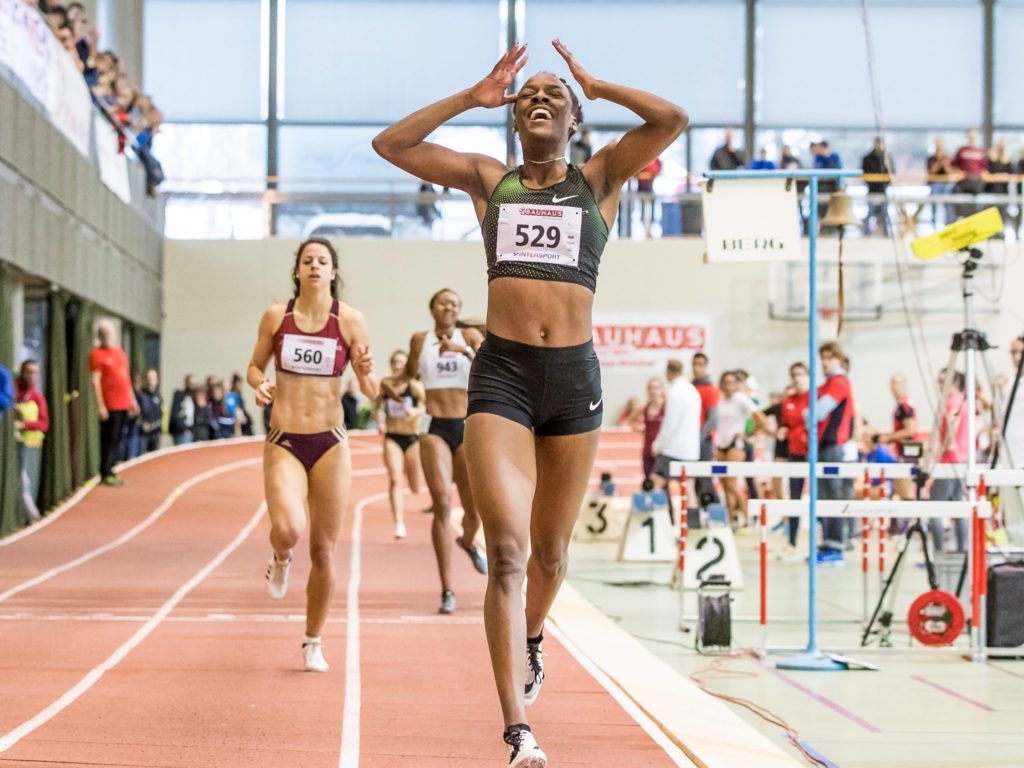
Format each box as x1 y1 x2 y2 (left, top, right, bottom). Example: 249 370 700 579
376 350 426 540
247 237 378 672
374 40 686 766
383 288 488 615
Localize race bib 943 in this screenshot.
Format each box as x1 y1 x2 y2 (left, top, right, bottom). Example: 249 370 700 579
281 333 336 376
496 203 582 268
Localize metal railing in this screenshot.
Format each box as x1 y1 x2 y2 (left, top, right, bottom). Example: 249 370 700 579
161 176 1024 241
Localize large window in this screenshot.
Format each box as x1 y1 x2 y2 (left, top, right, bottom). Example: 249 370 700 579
276 125 504 191
523 0 745 126
758 1 982 129
152 124 268 193
139 0 1021 240
281 0 504 123
995 0 1024 127
143 0 264 121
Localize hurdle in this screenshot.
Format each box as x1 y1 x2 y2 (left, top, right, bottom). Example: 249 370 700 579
671 459 995 657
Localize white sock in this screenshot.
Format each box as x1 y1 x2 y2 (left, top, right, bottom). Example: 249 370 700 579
303 635 320 646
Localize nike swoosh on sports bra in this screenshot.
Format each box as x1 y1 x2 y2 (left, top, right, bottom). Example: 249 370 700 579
483 164 609 293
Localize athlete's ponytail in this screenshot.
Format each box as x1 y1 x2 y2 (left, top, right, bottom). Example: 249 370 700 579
292 238 344 298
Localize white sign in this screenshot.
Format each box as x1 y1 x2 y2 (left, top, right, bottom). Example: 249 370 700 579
702 178 802 263
0 0 91 157
94 116 131 204
574 494 630 543
681 528 744 590
618 507 677 562
592 312 711 373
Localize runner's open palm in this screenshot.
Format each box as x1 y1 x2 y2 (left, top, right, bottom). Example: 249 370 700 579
552 39 598 99
470 44 528 108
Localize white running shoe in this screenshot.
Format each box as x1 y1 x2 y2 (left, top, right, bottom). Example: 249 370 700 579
504 727 547 767
395 521 407 539
303 637 329 672
265 553 291 600
524 640 544 706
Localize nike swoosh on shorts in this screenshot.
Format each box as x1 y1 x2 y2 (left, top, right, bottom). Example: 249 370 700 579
589 399 602 411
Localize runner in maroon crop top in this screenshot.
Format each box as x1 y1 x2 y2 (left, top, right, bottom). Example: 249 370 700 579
246 237 379 673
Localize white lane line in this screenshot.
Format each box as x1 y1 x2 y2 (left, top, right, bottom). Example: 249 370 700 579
0 501 267 753
0 458 261 604
546 622 693 767
339 489 389 768
0 437 264 548
0 612 484 625
351 467 386 477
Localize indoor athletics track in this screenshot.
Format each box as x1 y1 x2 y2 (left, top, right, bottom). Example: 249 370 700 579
0 433 721 767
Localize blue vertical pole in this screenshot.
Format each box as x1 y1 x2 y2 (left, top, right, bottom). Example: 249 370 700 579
807 177 819 654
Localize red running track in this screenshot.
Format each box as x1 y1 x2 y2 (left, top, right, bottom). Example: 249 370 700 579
0 435 682 767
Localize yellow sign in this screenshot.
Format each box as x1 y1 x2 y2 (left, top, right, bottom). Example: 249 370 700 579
911 207 1004 260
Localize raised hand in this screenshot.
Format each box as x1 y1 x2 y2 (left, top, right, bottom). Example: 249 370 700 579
352 345 375 376
469 44 528 109
552 39 599 99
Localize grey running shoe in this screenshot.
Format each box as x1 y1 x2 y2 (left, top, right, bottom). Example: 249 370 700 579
438 589 456 614
265 553 292 600
457 536 488 574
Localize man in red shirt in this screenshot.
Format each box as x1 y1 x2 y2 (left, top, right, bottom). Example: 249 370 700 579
952 128 987 214
929 368 969 553
635 156 662 237
808 342 855 564
883 372 918 501
89 320 139 486
691 352 720 505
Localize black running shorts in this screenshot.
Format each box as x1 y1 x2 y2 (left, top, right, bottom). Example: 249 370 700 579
468 332 603 436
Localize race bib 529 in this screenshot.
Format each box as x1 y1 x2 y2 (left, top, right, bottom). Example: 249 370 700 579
496 203 582 268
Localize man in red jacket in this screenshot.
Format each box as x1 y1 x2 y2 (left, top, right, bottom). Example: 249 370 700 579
808 342 855 565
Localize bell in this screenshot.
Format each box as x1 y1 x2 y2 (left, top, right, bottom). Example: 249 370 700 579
820 189 860 229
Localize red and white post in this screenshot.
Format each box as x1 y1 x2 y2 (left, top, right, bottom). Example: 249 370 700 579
760 502 768 651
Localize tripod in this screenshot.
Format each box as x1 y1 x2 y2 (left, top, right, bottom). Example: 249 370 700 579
923 247 1005 657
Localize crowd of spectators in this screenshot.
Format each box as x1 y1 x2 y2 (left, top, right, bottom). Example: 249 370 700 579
709 127 1024 234
23 0 164 194
624 338 1024 566
1 319 260 525
168 373 254 446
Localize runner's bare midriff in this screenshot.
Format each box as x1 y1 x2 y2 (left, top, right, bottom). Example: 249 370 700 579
485 277 594 347
425 388 469 420
270 372 344 433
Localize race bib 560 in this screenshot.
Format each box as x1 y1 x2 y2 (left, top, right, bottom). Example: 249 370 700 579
496 203 582 268
281 334 336 376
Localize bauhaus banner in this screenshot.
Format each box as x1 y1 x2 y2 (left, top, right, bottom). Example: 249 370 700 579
593 312 711 372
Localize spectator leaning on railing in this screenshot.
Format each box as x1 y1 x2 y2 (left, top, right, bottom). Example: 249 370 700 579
861 137 891 235
28 0 165 195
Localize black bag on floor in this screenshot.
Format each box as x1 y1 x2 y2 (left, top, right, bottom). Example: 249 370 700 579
986 561 1024 647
